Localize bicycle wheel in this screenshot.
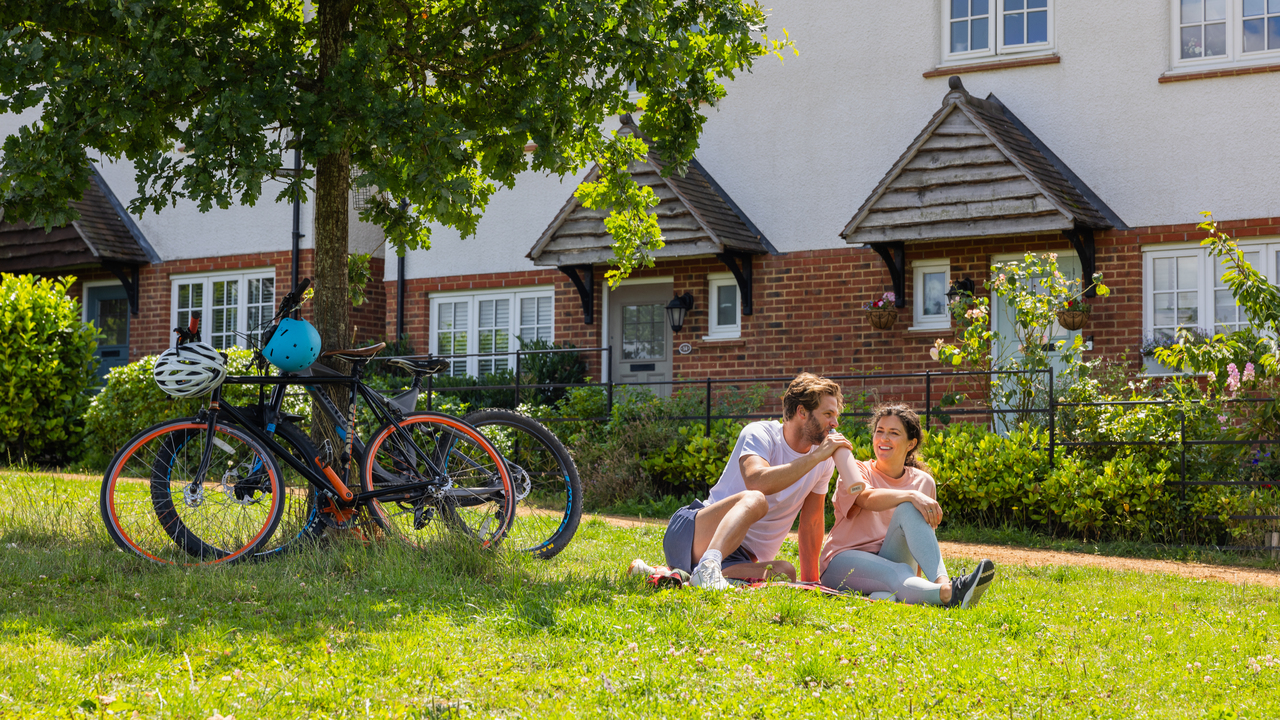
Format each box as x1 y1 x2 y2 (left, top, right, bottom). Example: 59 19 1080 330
462 408 582 559
100 418 285 565
362 412 514 548
247 416 326 557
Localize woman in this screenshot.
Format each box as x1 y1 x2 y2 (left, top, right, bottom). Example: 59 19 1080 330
820 404 996 608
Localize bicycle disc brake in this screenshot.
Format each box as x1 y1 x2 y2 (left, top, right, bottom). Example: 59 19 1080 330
507 461 532 502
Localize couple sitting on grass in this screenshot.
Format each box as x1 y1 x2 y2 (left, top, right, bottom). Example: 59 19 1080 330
634 373 996 608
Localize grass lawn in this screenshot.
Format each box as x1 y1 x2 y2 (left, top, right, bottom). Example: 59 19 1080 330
2 470 1279 719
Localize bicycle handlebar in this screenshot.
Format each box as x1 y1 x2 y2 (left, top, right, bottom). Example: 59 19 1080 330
275 277 311 320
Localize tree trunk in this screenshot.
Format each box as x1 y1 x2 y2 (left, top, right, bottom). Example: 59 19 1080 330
311 0 357 485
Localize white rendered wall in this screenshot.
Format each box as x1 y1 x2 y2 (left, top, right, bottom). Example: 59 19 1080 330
400 0 1280 278
388 167 591 281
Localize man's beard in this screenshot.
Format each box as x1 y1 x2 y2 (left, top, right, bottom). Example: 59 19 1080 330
803 413 826 445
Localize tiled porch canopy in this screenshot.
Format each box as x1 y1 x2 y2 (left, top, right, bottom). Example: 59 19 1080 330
0 167 156 314
528 116 774 323
841 76 1125 307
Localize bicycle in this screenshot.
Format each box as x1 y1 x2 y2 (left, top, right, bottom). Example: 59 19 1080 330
462 408 582 559
99 279 516 565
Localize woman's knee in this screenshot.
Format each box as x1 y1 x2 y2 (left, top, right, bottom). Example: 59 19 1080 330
893 500 927 524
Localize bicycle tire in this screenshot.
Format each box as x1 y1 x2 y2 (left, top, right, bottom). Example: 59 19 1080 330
361 412 515 548
462 408 582 559
245 415 327 557
100 418 285 566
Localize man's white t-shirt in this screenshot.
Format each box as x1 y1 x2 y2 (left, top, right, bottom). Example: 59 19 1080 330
705 420 834 562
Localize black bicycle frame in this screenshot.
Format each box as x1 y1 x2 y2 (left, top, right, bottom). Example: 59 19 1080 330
203 372 479 506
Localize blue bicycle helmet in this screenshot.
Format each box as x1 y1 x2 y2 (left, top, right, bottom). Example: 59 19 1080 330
263 318 322 372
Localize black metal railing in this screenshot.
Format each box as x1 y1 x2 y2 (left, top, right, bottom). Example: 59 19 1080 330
405 346 1280 552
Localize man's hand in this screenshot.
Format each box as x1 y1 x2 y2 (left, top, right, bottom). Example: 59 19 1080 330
813 430 854 462
908 490 943 529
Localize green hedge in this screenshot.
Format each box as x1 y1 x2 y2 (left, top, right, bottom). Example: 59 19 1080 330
923 422 1229 544
0 274 98 463
82 350 311 469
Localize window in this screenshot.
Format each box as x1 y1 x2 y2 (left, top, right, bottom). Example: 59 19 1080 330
943 0 1053 63
1144 241 1280 355
704 273 742 340
911 259 951 331
1214 248 1260 333
429 287 554 377
1171 0 1280 69
171 270 275 350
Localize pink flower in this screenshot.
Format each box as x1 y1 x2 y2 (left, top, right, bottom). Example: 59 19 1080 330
1244 362 1256 382
1227 363 1240 396
883 291 896 304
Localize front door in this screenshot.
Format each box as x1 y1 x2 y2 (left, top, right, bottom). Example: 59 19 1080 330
609 283 673 397
87 284 130 384
991 254 1082 432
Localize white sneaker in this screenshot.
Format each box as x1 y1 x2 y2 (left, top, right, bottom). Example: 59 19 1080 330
689 559 730 590
628 558 657 577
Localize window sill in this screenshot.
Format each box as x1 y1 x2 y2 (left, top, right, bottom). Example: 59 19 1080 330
701 335 744 344
1159 61 1280 83
907 323 953 335
924 53 1060 78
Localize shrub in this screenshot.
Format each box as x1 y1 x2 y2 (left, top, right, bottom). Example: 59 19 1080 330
516 338 588 406
926 423 1048 527
921 421 1229 543
82 349 310 469
560 383 771 509
0 274 98 463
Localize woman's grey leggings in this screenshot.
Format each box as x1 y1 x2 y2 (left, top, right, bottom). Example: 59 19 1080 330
820 502 950 605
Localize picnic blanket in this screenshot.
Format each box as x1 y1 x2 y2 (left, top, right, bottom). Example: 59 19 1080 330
642 566 845 597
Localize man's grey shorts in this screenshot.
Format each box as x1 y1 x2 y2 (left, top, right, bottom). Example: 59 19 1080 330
662 499 757 573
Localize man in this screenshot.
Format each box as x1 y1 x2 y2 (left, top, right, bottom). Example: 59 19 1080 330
648 373 853 590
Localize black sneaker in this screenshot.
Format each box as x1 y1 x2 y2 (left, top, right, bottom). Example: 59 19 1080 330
946 559 996 609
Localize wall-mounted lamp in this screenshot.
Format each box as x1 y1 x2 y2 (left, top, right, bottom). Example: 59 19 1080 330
665 292 695 333
945 277 975 304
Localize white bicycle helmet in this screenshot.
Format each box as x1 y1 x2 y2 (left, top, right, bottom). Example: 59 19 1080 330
153 342 228 397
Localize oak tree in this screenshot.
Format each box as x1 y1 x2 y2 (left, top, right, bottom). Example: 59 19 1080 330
1 0 786 351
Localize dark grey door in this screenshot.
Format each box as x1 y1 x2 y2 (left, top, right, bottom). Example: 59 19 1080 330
87 284 130 383
609 283 673 397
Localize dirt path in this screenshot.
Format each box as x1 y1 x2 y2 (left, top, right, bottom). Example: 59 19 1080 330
594 513 1280 589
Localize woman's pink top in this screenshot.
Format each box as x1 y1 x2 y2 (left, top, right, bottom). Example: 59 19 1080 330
820 454 936 572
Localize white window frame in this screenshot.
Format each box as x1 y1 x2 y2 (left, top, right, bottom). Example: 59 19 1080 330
703 273 742 340
941 0 1055 66
428 286 555 378
1142 238 1280 373
911 259 953 332
169 269 275 350
1169 0 1280 72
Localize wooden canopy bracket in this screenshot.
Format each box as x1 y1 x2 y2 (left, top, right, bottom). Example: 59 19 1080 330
558 264 595 325
1066 228 1098 298
715 250 754 315
102 262 141 316
869 242 907 308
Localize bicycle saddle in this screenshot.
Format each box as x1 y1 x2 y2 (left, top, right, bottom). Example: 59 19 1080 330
321 342 386 361
385 356 451 376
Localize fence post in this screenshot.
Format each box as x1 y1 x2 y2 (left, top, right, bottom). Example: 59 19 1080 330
705 378 712 438
1180 408 1187 498
1048 368 1055 469
925 370 932 430
606 344 614 419
514 349 521 409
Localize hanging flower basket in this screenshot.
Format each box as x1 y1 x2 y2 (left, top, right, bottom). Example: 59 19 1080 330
868 308 898 330
1057 307 1090 331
